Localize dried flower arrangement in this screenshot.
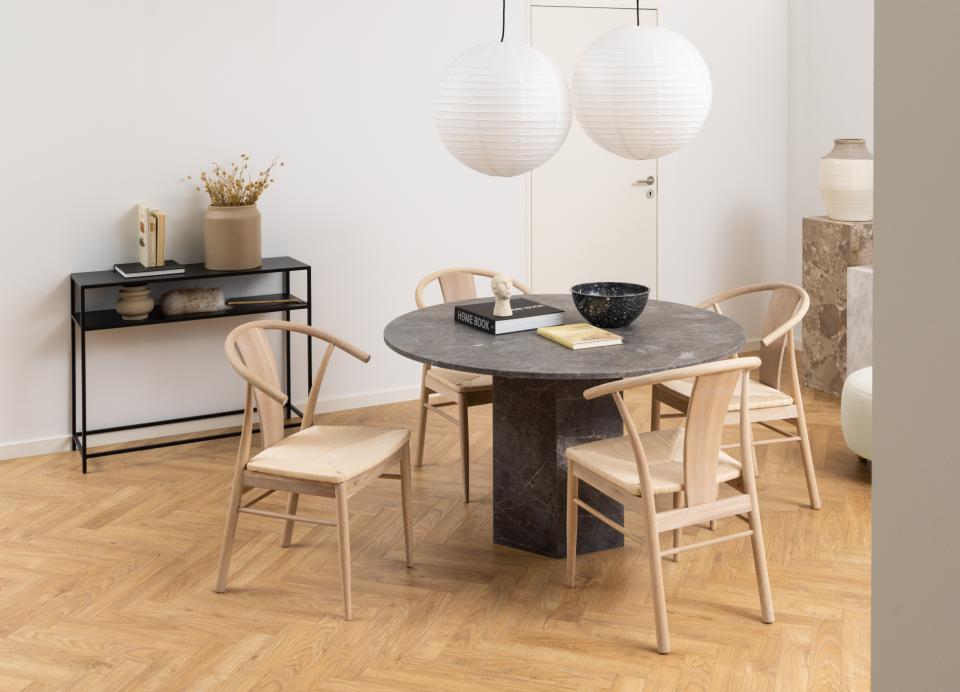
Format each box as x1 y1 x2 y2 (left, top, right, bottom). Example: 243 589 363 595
187 154 283 207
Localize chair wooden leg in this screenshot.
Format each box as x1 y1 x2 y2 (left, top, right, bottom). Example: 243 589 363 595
747 503 775 624
650 392 661 431
400 445 414 568
214 474 244 593
415 372 430 468
644 510 671 654
752 436 760 478
787 332 822 509
566 464 579 587
796 413 822 510
457 396 470 503
335 486 352 621
280 492 299 548
672 491 683 561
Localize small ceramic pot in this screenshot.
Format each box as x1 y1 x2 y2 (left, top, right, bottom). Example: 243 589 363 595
204 204 262 270
819 138 873 222
116 285 155 321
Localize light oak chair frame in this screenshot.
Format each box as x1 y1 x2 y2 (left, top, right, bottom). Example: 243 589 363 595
214 320 413 620
567 357 774 655
651 283 822 510
413 268 530 502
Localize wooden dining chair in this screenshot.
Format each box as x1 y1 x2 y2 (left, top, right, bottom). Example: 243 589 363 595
566 357 774 654
214 320 413 620
414 268 530 502
650 283 822 510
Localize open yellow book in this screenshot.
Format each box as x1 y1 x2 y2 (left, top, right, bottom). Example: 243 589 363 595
537 323 623 350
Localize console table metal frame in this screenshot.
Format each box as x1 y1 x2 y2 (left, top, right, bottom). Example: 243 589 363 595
69 256 312 474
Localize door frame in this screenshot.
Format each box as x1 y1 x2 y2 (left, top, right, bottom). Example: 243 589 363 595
521 1 661 297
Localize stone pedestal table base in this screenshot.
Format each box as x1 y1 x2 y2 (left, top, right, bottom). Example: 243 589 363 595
492 377 624 558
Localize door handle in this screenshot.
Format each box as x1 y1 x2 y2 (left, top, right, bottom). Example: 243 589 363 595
633 176 655 186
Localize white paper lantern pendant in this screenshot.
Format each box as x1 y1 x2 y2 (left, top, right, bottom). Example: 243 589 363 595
572 4 712 161
434 1 571 177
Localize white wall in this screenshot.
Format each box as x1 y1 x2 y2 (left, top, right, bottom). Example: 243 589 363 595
660 0 789 322
787 0 874 285
0 0 527 456
0 0 791 457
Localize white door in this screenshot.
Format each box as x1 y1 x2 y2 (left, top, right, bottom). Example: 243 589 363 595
529 5 659 296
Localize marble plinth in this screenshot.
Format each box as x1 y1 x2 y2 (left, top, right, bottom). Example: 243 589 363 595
492 377 624 558
847 266 874 374
801 217 873 396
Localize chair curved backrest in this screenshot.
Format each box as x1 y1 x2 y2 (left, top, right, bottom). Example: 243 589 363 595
698 283 808 389
415 267 531 308
584 357 762 506
224 321 370 451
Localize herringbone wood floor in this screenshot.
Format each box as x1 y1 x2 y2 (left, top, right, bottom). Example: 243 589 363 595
0 381 869 691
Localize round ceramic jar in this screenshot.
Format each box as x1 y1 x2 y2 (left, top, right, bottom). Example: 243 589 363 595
115 285 155 320
203 204 262 270
819 138 873 222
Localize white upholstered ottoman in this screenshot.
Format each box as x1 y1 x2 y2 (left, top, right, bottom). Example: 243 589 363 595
841 367 873 461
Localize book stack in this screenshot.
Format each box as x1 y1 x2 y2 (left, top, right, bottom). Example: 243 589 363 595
115 205 184 277
138 204 167 268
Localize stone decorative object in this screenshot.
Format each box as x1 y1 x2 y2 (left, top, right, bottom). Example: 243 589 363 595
384 293 744 557
159 287 226 316
571 282 649 328
490 274 513 317
115 285 155 320
801 216 873 396
819 138 873 222
204 204 262 271
846 266 874 375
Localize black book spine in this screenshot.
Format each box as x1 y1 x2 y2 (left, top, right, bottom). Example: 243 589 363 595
454 306 495 335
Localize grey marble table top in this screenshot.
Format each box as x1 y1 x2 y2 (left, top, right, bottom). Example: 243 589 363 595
383 294 745 381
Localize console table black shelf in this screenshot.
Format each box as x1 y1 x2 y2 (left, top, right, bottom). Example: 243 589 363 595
70 256 312 473
73 293 307 331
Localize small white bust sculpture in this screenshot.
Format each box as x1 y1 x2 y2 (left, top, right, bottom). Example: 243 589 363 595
491 274 514 317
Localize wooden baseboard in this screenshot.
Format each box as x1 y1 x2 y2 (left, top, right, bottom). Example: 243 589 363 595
0 385 423 461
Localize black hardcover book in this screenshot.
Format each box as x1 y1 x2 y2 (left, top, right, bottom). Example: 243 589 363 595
454 298 564 335
114 260 185 278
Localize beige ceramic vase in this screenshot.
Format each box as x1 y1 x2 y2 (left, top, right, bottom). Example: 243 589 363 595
115 285 155 321
819 138 873 222
203 204 262 270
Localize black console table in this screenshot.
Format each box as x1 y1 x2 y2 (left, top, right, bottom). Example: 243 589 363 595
69 256 312 473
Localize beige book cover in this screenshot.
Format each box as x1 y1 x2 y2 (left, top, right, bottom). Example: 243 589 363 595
537 323 623 350
151 209 166 266
137 204 151 267
147 213 158 266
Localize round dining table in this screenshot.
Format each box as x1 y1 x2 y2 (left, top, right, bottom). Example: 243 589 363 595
383 293 744 558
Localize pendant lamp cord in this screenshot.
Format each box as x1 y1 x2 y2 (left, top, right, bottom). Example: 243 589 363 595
501 0 506 41
636 0 640 26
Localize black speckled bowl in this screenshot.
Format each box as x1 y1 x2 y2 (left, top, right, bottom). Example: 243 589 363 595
571 282 650 328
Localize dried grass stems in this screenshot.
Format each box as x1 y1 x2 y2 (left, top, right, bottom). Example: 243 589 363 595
187 154 283 207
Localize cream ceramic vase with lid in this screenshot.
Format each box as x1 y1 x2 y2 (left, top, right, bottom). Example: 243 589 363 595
819 138 873 222
203 204 262 271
